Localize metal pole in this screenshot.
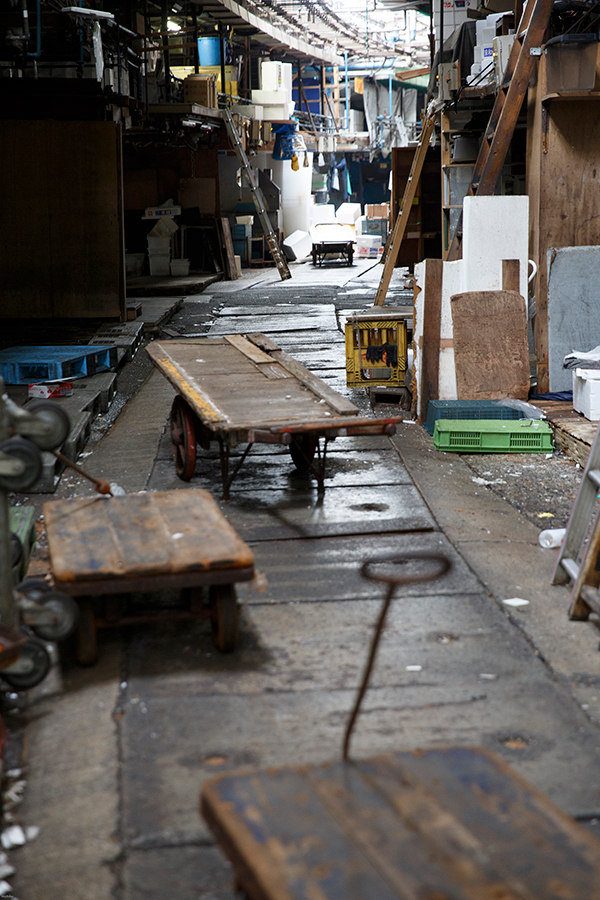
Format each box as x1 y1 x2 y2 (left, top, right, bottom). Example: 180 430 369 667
344 51 349 131
219 25 226 103
161 0 170 101
0 387 16 628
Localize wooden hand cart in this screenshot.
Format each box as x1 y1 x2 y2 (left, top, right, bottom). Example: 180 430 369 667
201 552 600 899
146 333 402 499
43 489 254 665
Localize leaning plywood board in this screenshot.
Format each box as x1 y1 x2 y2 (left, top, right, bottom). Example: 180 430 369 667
451 290 529 400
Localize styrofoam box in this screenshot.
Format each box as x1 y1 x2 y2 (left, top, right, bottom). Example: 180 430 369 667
259 102 295 120
311 204 336 226
261 61 292 94
283 230 312 261
252 89 289 105
573 368 600 420
336 202 362 225
356 235 382 258
149 251 171 277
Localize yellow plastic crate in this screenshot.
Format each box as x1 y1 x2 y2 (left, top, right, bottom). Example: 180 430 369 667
345 314 408 387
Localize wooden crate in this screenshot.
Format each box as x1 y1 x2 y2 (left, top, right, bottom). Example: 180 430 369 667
345 313 408 388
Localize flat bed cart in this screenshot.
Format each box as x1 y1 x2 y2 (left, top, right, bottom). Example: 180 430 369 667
147 334 402 498
311 240 354 266
201 551 600 899
43 489 254 664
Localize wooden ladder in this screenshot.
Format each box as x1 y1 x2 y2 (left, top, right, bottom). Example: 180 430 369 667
446 0 555 260
222 109 291 281
374 102 440 307
553 420 600 620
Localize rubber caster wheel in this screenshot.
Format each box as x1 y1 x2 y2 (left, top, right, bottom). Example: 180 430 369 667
26 401 70 451
10 534 23 569
289 434 317 472
210 584 239 653
29 593 79 642
75 597 98 666
170 396 197 481
1 638 51 690
0 438 42 492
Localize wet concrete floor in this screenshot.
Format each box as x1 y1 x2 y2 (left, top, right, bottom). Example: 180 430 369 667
11 262 600 899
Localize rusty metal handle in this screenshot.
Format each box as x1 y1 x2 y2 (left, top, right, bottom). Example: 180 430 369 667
343 552 452 762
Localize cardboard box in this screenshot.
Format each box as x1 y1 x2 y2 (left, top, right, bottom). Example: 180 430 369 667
366 203 390 219
28 382 73 399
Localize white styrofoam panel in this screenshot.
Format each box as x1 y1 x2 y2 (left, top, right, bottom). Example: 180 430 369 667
462 195 529 301
414 260 425 422
439 259 461 400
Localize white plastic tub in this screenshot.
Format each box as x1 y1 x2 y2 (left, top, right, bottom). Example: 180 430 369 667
149 251 171 277
170 259 190 276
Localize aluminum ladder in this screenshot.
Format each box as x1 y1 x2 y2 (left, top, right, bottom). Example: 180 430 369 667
222 109 291 281
553 420 600 619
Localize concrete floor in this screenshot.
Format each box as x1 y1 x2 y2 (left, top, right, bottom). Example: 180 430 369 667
10 260 600 900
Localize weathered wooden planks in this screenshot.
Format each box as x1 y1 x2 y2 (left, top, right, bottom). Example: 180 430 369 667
45 489 254 585
201 746 600 900
451 290 530 401
146 338 360 431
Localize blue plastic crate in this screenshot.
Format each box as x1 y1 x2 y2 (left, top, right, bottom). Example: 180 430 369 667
425 400 526 435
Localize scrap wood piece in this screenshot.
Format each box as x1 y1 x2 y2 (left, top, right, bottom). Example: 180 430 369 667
219 217 239 281
417 258 443 425
451 290 529 401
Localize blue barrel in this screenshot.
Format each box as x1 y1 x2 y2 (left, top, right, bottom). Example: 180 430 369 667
198 36 221 66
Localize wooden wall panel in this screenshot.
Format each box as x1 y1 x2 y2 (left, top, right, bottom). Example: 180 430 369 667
0 120 124 320
527 56 600 390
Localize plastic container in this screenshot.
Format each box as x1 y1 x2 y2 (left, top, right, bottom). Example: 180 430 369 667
147 236 171 252
125 252 145 277
197 36 221 67
539 528 566 549
433 418 554 453
424 399 526 435
148 251 171 277
170 259 190 276
573 368 600 420
545 34 598 94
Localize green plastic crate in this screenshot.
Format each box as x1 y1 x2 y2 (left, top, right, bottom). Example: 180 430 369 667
433 418 553 453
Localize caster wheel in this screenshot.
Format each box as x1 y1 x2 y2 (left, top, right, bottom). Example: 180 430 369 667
289 434 317 472
0 438 42 492
170 396 197 481
26 401 70 451
10 534 23 569
210 584 239 653
1 638 51 690
29 593 79 642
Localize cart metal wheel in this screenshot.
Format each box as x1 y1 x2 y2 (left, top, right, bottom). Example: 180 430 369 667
1 638 51 690
210 584 239 653
75 597 98 666
26 401 70 451
289 434 317 472
347 246 354 266
170 396 197 481
30 593 79 642
0 438 42 492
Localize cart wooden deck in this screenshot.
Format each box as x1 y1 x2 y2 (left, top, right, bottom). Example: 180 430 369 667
44 489 254 663
146 333 402 497
201 746 600 900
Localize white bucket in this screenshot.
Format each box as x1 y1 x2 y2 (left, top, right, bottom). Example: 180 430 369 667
170 259 190 276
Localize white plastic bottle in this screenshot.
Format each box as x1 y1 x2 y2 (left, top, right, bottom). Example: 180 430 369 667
539 528 566 549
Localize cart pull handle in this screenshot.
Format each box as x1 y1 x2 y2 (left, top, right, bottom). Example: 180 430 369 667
342 552 452 762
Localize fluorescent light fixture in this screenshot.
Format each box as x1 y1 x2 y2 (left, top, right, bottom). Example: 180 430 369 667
167 19 181 31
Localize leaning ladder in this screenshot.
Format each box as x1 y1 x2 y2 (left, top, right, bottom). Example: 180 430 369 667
222 109 291 281
553 420 600 620
447 0 555 260
374 101 441 307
